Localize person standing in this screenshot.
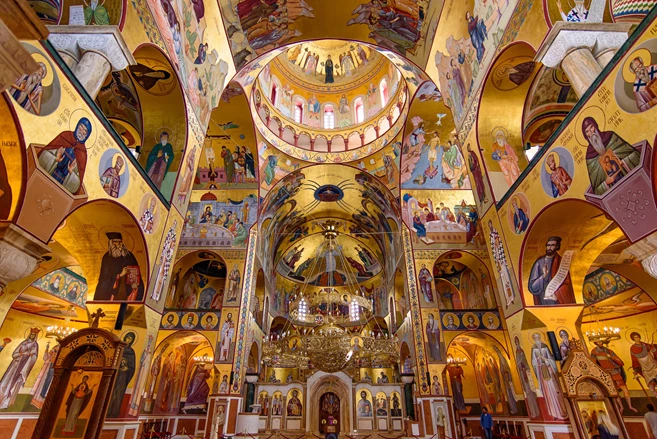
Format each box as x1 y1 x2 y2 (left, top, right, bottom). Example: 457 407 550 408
645 404 657 439
597 410 620 439
480 407 493 439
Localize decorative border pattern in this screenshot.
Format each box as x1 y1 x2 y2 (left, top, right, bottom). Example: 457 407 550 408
231 228 258 394
402 228 429 394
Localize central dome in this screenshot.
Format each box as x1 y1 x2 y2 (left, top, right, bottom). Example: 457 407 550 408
253 40 407 153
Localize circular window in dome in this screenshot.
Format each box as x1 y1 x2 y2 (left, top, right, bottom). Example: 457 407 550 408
252 40 408 157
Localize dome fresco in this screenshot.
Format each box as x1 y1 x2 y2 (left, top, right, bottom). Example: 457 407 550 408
4 0 657 436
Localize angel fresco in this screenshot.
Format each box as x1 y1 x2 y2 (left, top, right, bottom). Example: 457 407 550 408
347 0 422 55
236 0 315 54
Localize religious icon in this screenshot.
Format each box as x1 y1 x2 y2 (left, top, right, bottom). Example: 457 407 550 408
357 390 372 417
530 332 567 419
527 236 575 305
145 131 174 189
183 364 211 412
425 312 442 361
542 150 573 198
94 232 144 302
622 48 657 113
287 389 302 417
56 372 99 437
514 336 540 419
629 331 657 398
83 0 110 24
0 327 40 409
37 118 93 195
509 196 529 234
490 127 521 187
226 264 241 303
107 331 136 417
30 340 60 409
218 312 235 361
128 334 154 416
139 196 158 235
182 312 198 329
150 220 178 302
580 116 640 195
488 220 516 308
129 63 173 92
447 354 466 411
100 151 127 198
557 0 590 22
10 62 47 115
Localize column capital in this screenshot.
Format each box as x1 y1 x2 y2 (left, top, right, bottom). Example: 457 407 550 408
47 25 135 71
535 22 632 68
0 224 51 289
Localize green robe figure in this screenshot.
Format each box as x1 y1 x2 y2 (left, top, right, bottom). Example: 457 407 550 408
221 146 235 183
582 117 640 195
146 132 174 189
84 0 110 24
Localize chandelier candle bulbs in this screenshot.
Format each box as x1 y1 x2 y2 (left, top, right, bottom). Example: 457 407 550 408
46 325 77 339
193 353 214 364
585 327 621 344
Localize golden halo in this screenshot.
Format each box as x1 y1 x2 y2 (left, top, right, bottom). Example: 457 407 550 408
490 126 509 141
527 330 546 344
97 226 135 252
622 48 652 83
543 151 560 174
111 152 128 176
202 312 217 327
121 330 138 345
574 106 606 147
625 328 649 344
30 52 54 87
555 326 571 339
462 312 480 327
24 327 43 341
442 312 460 328
163 312 179 326
182 312 198 327
69 109 97 147
156 127 174 143
482 312 499 328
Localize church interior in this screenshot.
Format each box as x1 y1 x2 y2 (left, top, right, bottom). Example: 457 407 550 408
2 0 657 438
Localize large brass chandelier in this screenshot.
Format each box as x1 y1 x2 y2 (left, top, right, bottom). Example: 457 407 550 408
262 222 399 373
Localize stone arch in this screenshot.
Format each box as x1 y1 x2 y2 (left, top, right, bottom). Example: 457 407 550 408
477 42 539 198
128 44 188 200
307 372 353 433
432 250 496 310
164 250 227 310
519 199 625 306
52 199 149 303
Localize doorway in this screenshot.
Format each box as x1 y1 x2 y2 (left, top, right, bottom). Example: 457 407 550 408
319 392 340 433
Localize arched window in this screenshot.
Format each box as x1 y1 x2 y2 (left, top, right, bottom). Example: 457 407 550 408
380 78 388 106
294 100 303 123
270 83 278 107
350 299 360 322
354 98 364 124
324 105 335 129
298 298 308 321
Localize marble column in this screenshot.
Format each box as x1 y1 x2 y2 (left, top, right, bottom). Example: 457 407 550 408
535 22 632 98
561 47 602 98
593 32 630 69
47 25 135 99
624 232 657 279
72 50 111 98
0 224 50 289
